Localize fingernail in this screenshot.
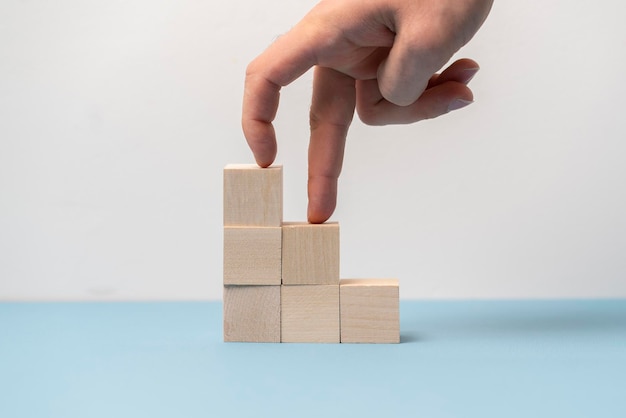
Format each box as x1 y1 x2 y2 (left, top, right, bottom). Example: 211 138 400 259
461 68 480 84
448 99 474 112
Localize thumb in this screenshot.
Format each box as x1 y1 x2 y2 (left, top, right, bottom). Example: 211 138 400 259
377 28 456 106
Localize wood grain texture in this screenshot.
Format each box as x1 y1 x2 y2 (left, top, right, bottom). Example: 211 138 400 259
281 222 339 285
223 226 281 285
223 164 282 227
340 279 399 344
223 285 281 342
281 285 340 343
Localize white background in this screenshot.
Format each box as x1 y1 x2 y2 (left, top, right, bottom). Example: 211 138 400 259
1 1 625 300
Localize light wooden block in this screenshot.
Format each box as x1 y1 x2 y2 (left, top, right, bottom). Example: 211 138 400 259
223 226 281 285
340 279 399 343
224 164 282 227
282 222 339 285
281 285 340 343
223 285 281 342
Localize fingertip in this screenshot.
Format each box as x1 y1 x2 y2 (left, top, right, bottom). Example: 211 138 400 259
255 159 272 169
455 58 480 70
307 190 336 224
447 98 474 112
307 176 337 224
307 204 333 224
257 147 277 168
307 214 330 224
252 142 276 167
242 119 278 168
446 81 474 111
460 67 479 85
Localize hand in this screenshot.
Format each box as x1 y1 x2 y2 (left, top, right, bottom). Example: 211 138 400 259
242 0 493 223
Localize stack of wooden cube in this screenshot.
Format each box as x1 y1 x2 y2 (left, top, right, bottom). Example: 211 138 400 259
223 164 399 343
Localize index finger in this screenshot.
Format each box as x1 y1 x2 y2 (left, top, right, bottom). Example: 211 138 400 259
242 24 319 167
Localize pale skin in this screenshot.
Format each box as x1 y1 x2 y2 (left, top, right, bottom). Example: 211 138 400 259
242 0 494 223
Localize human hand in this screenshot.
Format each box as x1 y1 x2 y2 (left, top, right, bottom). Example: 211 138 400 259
242 0 493 223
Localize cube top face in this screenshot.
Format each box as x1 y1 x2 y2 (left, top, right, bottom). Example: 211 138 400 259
223 286 281 343
340 278 399 344
281 222 339 285
340 278 399 288
224 164 267 169
224 164 282 227
223 226 282 285
281 221 336 226
281 285 340 343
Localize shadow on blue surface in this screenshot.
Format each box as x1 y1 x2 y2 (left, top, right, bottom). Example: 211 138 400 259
400 333 421 343
397 300 626 344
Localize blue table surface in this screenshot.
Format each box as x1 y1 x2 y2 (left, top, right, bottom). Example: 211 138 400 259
1 300 625 418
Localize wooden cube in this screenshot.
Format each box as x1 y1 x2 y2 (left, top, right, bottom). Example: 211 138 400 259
281 285 340 343
340 279 399 343
223 226 281 285
223 285 281 342
224 164 282 227
282 222 339 285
